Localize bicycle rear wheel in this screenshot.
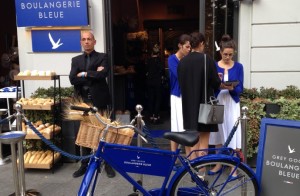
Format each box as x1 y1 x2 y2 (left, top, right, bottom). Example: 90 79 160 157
170 158 259 196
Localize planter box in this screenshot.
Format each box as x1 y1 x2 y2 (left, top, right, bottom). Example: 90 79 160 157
264 103 280 118
61 120 81 163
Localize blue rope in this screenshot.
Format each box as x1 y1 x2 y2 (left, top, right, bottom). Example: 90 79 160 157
142 125 158 148
8 119 158 159
0 118 9 125
26 121 91 160
223 120 240 148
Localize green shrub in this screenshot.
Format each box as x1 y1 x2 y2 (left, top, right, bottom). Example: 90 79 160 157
241 85 300 158
31 86 74 99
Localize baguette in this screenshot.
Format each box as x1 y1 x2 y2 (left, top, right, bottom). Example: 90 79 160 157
47 125 54 131
37 152 47 164
54 126 61 133
54 152 60 161
36 127 43 131
45 156 53 165
32 151 42 164
35 120 43 126
24 151 31 164
41 154 52 164
29 153 37 164
43 128 51 134
23 151 29 161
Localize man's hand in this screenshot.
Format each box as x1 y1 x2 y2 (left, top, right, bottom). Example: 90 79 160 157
97 66 104 72
77 72 86 77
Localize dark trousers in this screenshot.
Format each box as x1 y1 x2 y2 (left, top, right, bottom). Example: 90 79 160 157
147 84 161 117
81 147 91 166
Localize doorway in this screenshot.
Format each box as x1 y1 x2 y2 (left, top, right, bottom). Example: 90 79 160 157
107 0 239 127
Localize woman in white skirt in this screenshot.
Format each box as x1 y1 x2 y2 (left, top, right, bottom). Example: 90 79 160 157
209 34 244 180
168 34 191 156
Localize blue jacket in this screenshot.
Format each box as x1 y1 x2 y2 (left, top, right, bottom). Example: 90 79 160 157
168 54 181 97
215 61 244 103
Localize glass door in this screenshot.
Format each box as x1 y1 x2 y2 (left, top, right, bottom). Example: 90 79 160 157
204 0 239 61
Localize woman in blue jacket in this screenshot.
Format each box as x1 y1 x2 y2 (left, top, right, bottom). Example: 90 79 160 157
209 34 244 179
168 34 191 155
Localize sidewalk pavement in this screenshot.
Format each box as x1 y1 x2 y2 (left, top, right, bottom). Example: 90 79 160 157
0 160 165 196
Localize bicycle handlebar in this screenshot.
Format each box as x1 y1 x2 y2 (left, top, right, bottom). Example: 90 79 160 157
70 105 148 142
71 105 97 113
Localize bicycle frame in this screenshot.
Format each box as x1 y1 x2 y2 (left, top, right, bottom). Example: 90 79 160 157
73 106 258 196
78 139 255 196
79 139 180 196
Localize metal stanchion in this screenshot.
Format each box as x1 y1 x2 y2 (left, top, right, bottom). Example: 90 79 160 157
0 131 25 195
15 104 26 195
241 106 249 164
240 106 249 196
0 104 40 196
129 105 145 196
0 109 11 165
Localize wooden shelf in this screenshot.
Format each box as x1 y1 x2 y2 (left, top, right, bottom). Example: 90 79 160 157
17 75 62 171
14 75 58 81
24 154 61 169
22 104 54 110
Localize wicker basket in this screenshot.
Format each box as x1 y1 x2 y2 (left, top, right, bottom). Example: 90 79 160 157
75 121 135 149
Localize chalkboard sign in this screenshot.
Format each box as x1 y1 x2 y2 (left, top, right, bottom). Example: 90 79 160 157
256 118 300 196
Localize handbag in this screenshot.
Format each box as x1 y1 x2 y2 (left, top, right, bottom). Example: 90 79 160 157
198 54 224 124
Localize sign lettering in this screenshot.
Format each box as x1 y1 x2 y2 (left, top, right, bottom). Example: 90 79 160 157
15 0 89 27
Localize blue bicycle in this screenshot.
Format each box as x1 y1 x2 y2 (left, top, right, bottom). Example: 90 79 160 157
71 106 259 196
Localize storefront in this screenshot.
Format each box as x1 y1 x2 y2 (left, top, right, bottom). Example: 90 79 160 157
2 0 300 116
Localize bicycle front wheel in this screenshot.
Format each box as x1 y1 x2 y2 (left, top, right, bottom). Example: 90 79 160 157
170 158 259 196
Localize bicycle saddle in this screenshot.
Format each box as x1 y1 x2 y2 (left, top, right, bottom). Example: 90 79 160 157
163 131 199 147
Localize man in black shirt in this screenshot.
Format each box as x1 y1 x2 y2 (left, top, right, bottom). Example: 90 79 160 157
69 30 115 178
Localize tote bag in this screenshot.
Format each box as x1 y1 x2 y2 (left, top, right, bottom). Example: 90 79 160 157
198 54 224 124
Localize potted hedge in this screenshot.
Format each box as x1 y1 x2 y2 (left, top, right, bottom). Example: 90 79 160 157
241 85 300 163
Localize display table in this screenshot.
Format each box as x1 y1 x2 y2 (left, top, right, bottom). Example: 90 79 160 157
0 87 21 130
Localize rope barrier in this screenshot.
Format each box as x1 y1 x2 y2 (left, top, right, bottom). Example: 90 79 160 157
26 121 91 160
0 118 9 125
1 117 160 160
142 125 158 148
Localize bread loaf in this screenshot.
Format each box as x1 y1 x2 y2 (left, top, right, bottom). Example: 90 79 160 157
23 151 29 161
35 121 43 126
54 152 60 161
28 153 36 164
45 156 53 164
42 154 53 164
37 152 47 164
32 151 42 164
24 151 31 164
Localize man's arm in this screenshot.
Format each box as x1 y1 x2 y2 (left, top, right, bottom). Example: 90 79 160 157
86 53 110 80
69 57 87 85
